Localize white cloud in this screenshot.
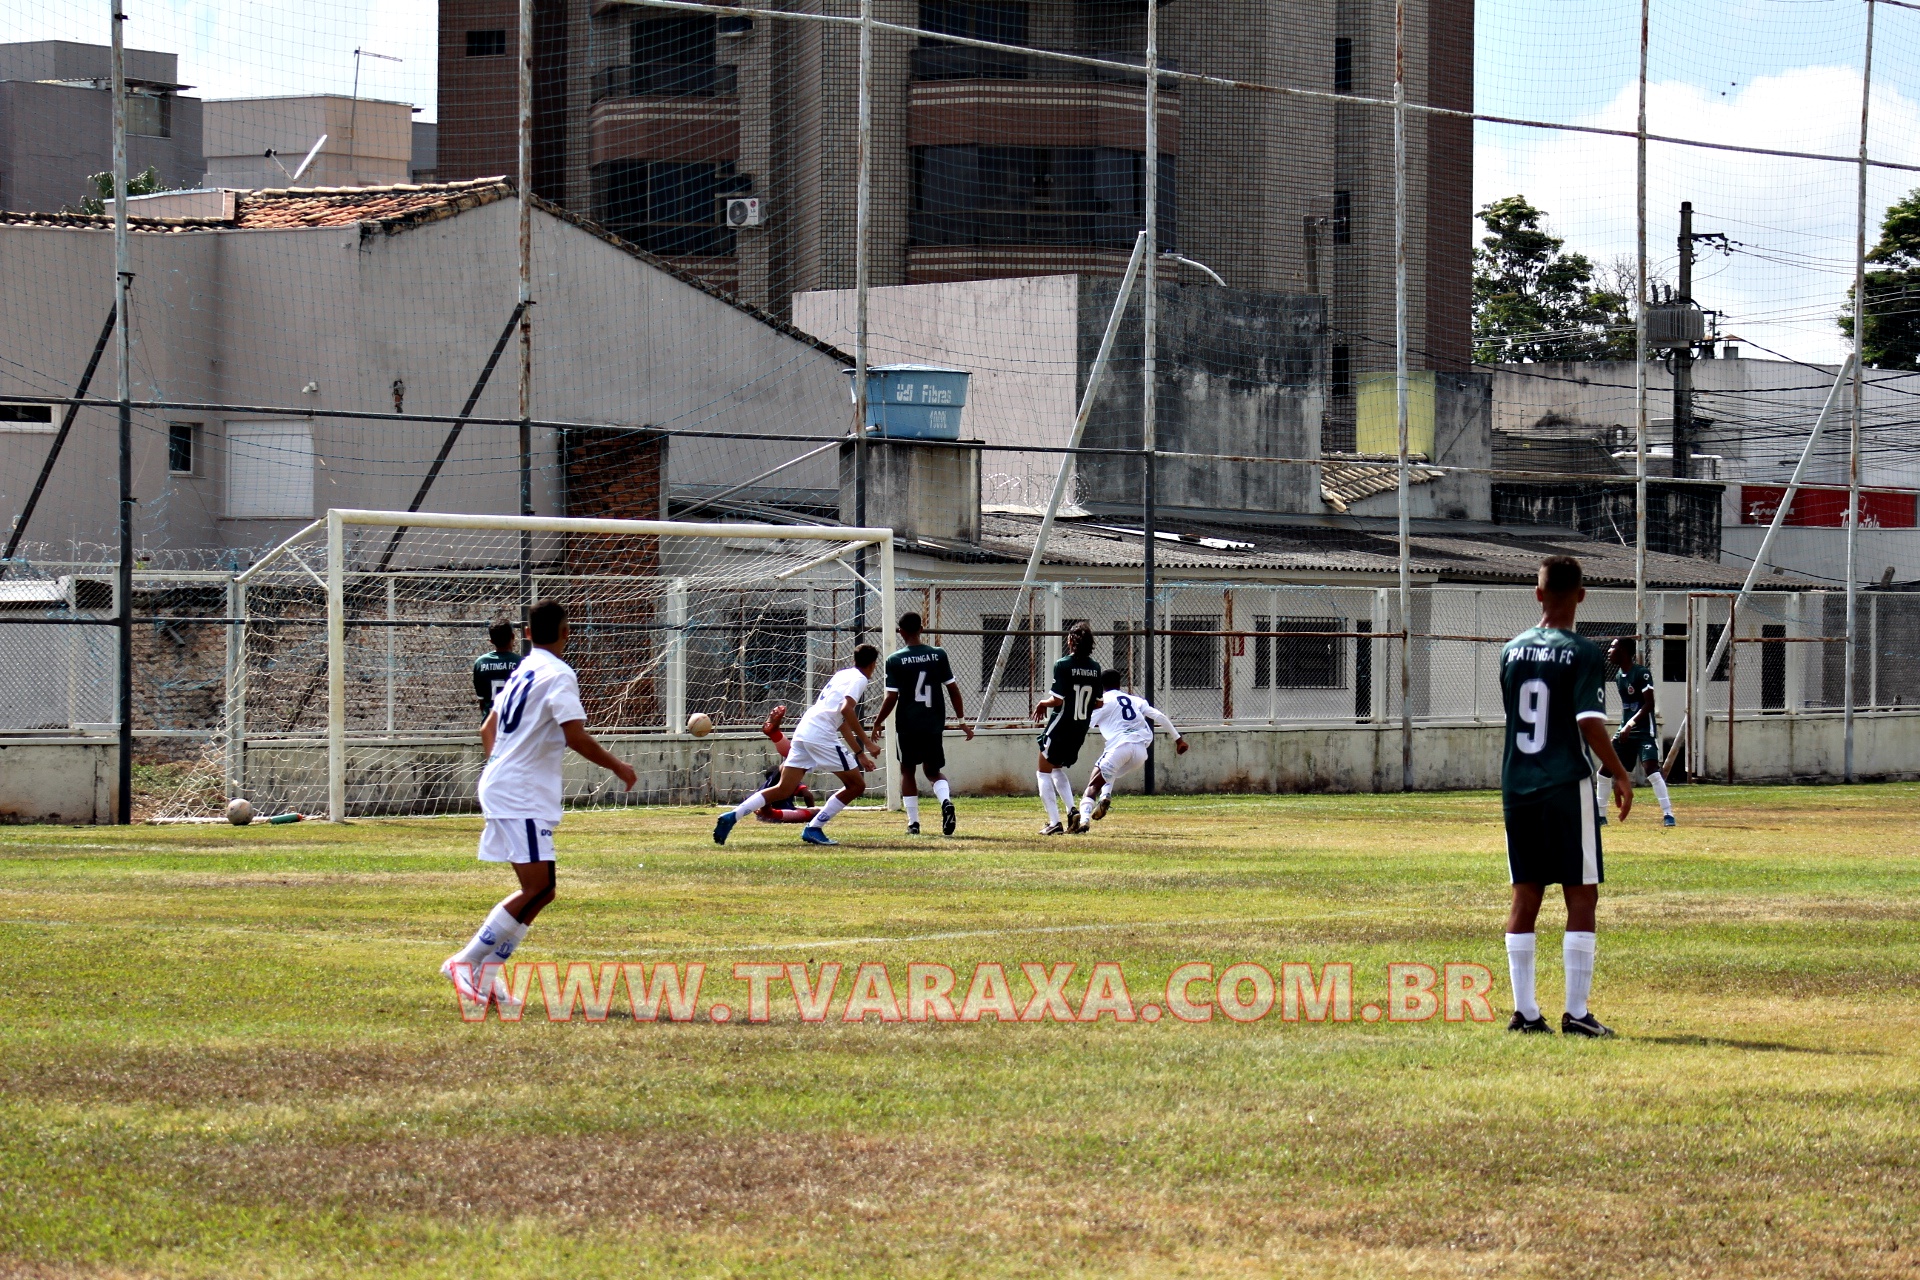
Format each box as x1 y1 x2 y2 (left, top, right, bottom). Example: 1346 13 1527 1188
1475 66 1920 361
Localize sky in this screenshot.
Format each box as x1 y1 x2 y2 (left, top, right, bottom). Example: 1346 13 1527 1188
2 0 1914 362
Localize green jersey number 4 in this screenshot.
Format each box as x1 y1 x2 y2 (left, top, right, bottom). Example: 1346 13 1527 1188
915 672 934 708
1515 678 1550 754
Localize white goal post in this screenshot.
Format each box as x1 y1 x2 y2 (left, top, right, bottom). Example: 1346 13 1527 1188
218 509 895 823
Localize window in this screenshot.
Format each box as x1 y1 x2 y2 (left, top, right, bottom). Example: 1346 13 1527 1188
1332 189 1352 245
741 609 808 708
981 615 1034 691
467 29 507 57
127 93 171 138
911 145 1176 249
1334 37 1353 94
922 2 1030 45
1111 619 1141 687
1254 616 1343 689
1353 619 1373 718
1076 0 1145 53
1331 345 1351 400
592 160 744 256
167 422 198 475
0 404 55 433
1170 614 1219 689
1662 622 1687 683
1761 624 1787 711
224 421 314 519
1705 623 1729 682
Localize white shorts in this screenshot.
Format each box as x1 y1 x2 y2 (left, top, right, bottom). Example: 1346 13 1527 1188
1094 739 1150 782
783 736 860 776
478 817 557 863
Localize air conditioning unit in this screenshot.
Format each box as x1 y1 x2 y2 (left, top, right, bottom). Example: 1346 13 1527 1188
725 197 763 228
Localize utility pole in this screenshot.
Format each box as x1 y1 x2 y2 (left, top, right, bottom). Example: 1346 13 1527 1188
1673 202 1727 482
1673 201 1695 480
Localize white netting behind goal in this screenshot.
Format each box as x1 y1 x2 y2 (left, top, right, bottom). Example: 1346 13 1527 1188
151 513 887 821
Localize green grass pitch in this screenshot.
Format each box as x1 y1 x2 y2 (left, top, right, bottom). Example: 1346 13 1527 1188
1 785 1916 1278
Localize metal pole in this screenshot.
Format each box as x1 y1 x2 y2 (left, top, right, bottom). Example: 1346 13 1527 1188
853 0 873 639
517 0 535 616
1142 0 1160 794
111 0 134 825
1726 596 1736 784
879 533 897 811
1674 202 1695 480
1633 0 1650 653
326 511 347 821
1394 0 1412 792
1846 0 1874 783
228 575 247 800
975 232 1148 726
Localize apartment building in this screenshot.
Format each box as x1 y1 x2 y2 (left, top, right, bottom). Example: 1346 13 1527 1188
438 0 1475 437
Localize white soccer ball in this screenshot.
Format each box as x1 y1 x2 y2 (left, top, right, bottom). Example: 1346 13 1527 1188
226 797 255 826
687 712 714 737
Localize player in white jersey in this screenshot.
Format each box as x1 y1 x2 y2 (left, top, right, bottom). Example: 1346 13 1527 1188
1077 669 1187 828
715 644 881 847
441 600 637 1010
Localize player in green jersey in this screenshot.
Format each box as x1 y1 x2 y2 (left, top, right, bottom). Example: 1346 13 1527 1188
1605 636 1676 827
1499 556 1634 1038
871 612 972 835
1031 622 1103 835
471 618 523 720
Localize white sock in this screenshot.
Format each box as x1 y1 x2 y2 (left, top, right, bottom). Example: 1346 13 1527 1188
1505 932 1539 1021
1038 772 1060 824
1650 772 1673 817
1079 793 1094 821
903 795 921 825
1099 783 1114 800
454 898 520 967
1564 931 1596 1019
488 914 529 966
809 795 847 828
1049 771 1075 809
733 791 768 820
932 778 951 803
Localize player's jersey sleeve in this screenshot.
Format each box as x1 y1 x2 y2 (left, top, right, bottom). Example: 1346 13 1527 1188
882 652 903 694
1573 645 1607 722
1087 702 1113 734
473 656 491 702
1142 703 1177 736
936 648 954 687
1051 656 1072 699
547 665 587 726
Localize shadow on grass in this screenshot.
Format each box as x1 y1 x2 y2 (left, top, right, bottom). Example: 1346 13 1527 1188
1641 1034 1880 1056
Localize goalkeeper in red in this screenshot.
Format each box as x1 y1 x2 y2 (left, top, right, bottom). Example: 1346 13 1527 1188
1498 556 1633 1038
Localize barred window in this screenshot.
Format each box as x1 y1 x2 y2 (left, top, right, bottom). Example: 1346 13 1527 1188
1254 616 1343 689
981 615 1034 691
1170 614 1219 689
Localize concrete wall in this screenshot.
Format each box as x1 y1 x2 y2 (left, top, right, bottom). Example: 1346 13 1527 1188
0 79 204 213
1695 710 1920 783
0 739 116 822
1080 279 1324 519
0 197 849 558
204 96 414 190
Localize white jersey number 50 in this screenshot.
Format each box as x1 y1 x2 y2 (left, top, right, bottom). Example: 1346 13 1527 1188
1514 678 1550 754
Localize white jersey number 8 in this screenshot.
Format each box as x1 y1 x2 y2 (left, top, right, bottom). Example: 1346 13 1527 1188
1515 678 1550 754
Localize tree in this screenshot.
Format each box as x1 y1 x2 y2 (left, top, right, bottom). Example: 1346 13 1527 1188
1841 188 1920 369
1472 195 1634 364
71 166 168 215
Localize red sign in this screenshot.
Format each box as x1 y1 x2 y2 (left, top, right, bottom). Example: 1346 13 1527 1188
1740 485 1917 528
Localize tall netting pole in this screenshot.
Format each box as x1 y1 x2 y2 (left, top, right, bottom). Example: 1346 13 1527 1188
1846 0 1876 783
1393 0 1412 793
854 0 873 650
1142 0 1160 794
1633 0 1650 649
516 0 535 610
110 0 134 824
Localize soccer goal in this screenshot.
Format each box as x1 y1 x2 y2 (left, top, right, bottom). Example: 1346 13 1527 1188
156 510 893 822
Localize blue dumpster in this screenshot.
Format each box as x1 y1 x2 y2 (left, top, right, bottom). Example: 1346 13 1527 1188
845 364 971 439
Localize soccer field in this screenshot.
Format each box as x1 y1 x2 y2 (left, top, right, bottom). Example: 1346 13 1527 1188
2 787 1916 1279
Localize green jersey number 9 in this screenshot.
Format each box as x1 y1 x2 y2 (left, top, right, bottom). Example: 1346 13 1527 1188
1515 678 1550 754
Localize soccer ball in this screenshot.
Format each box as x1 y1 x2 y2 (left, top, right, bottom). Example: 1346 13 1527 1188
687 712 714 738
226 798 255 826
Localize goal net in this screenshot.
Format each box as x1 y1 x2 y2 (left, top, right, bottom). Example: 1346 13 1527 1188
153 510 892 822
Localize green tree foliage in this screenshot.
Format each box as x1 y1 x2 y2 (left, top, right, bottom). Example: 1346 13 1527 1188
1473 195 1634 364
72 166 168 216
1842 188 1920 369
